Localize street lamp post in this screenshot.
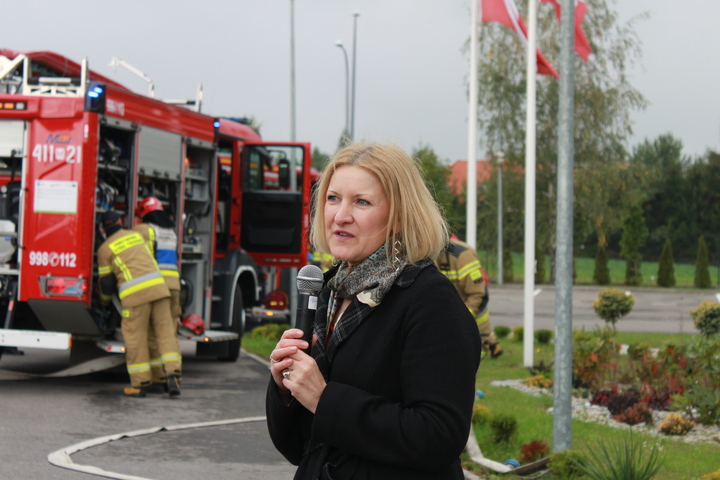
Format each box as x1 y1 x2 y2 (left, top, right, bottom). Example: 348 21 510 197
350 11 360 140
497 152 505 285
335 41 350 139
289 0 296 141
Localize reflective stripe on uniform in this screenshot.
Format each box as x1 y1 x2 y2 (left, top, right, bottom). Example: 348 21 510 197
118 271 165 299
457 260 481 280
122 310 130 317
127 362 151 374
161 352 182 364
108 232 145 255
149 357 162 368
98 265 113 275
113 256 133 281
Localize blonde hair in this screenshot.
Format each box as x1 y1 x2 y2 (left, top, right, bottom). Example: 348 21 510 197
310 142 448 264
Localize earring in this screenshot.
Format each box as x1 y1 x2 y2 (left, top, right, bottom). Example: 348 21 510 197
392 239 403 264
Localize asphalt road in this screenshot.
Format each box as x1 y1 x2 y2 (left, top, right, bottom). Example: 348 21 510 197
0 343 295 480
0 286 715 480
488 284 715 334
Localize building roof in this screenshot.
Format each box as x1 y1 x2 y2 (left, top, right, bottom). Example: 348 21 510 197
448 159 493 196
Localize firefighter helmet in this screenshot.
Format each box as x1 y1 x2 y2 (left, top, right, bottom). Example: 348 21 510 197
135 196 163 219
181 314 205 336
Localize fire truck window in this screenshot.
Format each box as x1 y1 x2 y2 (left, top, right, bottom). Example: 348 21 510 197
246 145 304 193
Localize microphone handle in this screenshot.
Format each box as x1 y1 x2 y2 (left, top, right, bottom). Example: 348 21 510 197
295 293 317 352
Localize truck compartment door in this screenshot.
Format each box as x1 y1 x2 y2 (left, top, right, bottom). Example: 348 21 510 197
240 143 310 267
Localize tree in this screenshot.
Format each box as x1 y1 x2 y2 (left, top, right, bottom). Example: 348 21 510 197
412 145 464 234
631 134 691 260
593 243 610 285
619 205 648 286
311 147 330 172
473 0 648 280
657 238 676 287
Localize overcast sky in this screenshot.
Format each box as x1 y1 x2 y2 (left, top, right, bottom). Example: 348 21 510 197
4 0 719 163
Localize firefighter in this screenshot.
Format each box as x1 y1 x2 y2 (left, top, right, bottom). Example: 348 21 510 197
435 236 503 359
133 196 183 394
97 210 182 397
310 248 335 272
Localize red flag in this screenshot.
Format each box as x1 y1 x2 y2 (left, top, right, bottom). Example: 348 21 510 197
541 0 592 62
481 0 560 79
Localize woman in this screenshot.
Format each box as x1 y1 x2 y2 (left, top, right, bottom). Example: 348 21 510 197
266 142 481 480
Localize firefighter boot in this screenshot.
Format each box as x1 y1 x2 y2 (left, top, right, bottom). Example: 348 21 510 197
167 374 181 397
123 386 148 397
146 382 169 394
490 342 504 359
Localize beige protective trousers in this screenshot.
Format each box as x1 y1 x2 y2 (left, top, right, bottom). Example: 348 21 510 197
122 297 182 387
149 290 182 383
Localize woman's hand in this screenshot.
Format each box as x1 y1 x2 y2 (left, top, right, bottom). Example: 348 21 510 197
269 329 326 413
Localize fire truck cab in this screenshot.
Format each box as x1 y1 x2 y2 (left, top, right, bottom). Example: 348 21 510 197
0 49 312 370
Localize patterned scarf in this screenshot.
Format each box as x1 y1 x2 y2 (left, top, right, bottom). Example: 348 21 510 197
326 244 407 329
312 245 409 376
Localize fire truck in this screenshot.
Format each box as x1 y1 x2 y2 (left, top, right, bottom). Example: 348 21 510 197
0 49 312 373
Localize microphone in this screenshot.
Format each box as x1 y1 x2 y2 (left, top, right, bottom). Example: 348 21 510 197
296 264 324 351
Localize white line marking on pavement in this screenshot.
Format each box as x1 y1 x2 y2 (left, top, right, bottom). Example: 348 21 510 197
47 416 267 480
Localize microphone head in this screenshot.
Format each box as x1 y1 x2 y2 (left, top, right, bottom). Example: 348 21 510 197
297 264 324 294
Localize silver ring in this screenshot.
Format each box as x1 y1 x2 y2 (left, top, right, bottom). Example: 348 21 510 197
282 370 291 379
269 355 278 363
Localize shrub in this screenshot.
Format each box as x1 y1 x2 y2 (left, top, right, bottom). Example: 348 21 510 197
518 439 549 464
472 404 491 426
659 413 694 436
657 238 676 287
535 246 546 284
503 249 514 283
590 389 616 407
593 288 634 326
549 450 584 479
593 244 611 285
248 323 290 341
527 359 553 377
524 375 553 389
512 326 524 342
575 431 664 480
535 329 553 344
607 388 640 416
614 403 654 426
626 342 651 361
489 413 518 444
494 325 511 339
695 236 712 288
702 468 720 480
690 301 720 338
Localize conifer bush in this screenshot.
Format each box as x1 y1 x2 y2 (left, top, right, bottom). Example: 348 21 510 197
503 249 514 283
535 246 546 284
657 238 676 287
695 236 712 288
593 244 610 285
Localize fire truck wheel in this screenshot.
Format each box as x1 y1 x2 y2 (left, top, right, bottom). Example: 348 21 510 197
220 283 245 362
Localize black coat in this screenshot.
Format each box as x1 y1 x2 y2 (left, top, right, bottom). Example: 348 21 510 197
267 262 481 480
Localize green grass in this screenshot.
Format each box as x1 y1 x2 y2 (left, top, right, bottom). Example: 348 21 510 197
243 327 720 479
472 335 720 480
477 251 718 288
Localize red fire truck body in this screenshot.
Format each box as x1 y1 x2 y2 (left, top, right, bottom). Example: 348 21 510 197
0 49 311 370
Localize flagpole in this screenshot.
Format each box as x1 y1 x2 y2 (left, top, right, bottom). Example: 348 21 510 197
523 0 537 367
466 0 479 250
